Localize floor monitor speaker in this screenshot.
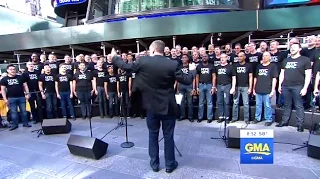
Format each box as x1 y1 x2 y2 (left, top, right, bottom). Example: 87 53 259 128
42 118 71 135
307 134 320 160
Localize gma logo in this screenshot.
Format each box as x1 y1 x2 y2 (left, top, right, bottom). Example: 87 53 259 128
244 143 271 155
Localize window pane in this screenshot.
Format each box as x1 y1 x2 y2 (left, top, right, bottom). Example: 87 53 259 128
141 0 169 11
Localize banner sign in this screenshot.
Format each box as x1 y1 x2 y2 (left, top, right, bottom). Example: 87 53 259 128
240 129 274 164
54 0 87 8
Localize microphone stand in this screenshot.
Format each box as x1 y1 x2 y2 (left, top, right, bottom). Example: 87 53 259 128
120 92 134 148
292 96 318 151
211 92 228 147
31 90 45 138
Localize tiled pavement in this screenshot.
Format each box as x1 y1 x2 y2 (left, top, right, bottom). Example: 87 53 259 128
0 117 320 179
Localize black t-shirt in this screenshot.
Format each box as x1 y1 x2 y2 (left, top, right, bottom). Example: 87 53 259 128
106 74 117 92
32 62 43 74
73 62 89 72
117 73 131 92
23 71 40 92
196 63 214 84
47 62 59 75
93 69 107 87
230 53 240 64
74 71 93 92
247 52 262 74
171 57 181 65
39 73 56 93
55 74 72 92
281 56 312 86
215 64 236 85
255 63 278 94
208 53 215 63
234 63 252 87
61 62 74 76
0 75 25 98
212 56 221 67
88 62 99 71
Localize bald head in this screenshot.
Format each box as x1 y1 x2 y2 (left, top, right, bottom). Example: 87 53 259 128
149 40 165 55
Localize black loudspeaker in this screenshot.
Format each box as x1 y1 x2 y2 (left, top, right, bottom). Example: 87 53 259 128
307 134 320 160
227 126 241 148
67 134 109 160
42 118 72 135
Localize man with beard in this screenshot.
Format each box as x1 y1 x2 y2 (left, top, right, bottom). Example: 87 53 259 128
277 43 312 132
259 41 268 53
30 53 43 74
224 44 232 62
176 54 194 122
196 53 215 123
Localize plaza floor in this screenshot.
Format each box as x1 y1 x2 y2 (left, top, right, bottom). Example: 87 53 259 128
0 117 320 179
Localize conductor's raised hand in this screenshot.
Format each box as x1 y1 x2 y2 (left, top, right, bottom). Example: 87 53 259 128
111 48 117 58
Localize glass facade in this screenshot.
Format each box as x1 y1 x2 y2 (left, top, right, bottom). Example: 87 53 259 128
89 0 239 20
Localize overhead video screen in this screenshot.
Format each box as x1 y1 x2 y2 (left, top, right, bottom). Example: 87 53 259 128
264 0 310 6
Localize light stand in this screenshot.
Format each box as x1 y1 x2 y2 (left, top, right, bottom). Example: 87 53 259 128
292 97 317 151
158 137 182 157
120 92 134 148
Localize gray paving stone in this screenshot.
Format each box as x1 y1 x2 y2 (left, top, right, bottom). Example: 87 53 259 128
73 166 140 179
311 169 320 178
274 152 320 170
178 154 241 174
24 172 58 179
241 164 319 179
56 163 89 179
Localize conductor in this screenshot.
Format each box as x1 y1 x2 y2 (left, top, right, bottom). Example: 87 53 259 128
112 40 195 173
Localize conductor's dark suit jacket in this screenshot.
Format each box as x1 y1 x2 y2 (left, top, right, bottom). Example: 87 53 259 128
113 55 195 116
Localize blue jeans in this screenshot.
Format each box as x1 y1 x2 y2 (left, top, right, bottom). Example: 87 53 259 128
255 93 272 122
282 85 304 126
59 91 75 118
8 97 28 126
146 111 176 170
198 83 213 120
108 92 118 116
179 84 193 119
77 91 92 118
45 93 57 119
97 86 107 116
217 84 231 120
232 86 250 121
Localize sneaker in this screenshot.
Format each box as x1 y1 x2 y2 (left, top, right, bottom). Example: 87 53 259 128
251 119 259 124
9 126 18 131
23 124 31 127
265 122 272 126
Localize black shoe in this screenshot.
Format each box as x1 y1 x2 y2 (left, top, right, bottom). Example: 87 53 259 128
152 167 159 172
23 124 31 127
265 122 272 126
166 161 178 173
217 119 224 123
9 126 18 131
70 116 76 121
251 119 259 124
244 120 250 124
189 119 194 122
230 120 237 123
131 114 137 118
207 120 212 123
297 126 304 132
197 119 202 123
82 116 86 120
275 122 288 127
